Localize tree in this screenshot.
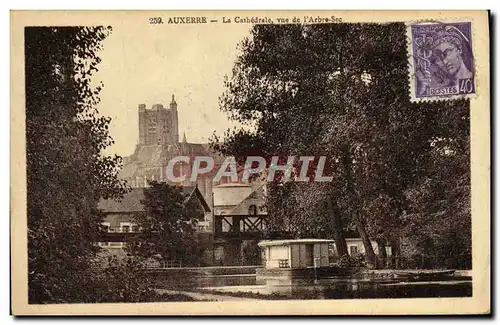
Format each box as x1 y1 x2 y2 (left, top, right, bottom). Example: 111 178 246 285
25 27 198 303
213 23 470 269
263 181 349 256
128 181 206 266
402 130 471 269
25 26 155 303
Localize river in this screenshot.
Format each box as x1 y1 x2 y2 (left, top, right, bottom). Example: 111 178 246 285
154 271 472 300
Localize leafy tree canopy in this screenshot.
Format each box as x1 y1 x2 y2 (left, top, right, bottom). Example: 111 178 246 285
212 23 470 269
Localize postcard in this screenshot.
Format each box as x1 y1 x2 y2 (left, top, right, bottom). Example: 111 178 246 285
10 10 490 315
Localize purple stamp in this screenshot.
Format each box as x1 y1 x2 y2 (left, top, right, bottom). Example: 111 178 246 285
410 22 475 100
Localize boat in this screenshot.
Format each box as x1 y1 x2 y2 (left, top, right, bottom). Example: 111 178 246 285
394 269 456 280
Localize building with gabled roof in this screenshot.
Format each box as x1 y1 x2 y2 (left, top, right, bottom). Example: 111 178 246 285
97 186 212 250
109 96 268 265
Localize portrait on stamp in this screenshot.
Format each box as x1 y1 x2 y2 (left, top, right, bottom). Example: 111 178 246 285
411 22 475 98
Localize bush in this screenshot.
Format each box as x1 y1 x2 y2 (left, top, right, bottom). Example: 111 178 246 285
336 254 364 268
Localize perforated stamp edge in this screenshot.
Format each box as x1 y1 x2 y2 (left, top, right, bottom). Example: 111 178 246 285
406 17 478 103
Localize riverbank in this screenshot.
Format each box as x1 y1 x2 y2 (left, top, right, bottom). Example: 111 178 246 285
156 289 261 301
149 267 473 300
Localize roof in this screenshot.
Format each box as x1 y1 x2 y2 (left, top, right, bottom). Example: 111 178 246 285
98 186 210 213
213 183 266 215
226 184 266 215
98 188 144 213
183 186 211 212
133 145 167 168
119 161 140 179
345 237 364 241
213 183 253 207
258 239 334 247
214 183 252 188
119 142 225 179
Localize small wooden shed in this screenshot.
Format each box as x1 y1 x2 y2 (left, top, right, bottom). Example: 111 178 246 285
258 239 333 269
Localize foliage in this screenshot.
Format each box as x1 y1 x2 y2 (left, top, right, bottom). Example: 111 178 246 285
241 240 261 265
195 289 288 300
84 255 196 302
212 23 471 269
24 27 195 303
128 181 206 266
402 135 471 269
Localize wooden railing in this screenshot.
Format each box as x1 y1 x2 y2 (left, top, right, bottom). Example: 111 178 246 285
213 214 267 239
105 226 140 233
144 260 183 269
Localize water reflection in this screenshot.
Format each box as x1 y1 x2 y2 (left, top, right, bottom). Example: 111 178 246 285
155 273 472 299
197 275 472 299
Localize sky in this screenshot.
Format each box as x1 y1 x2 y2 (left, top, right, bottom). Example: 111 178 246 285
93 21 252 157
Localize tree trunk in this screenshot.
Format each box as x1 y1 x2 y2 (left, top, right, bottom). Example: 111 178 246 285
391 239 401 269
355 218 376 268
331 212 348 257
376 239 387 269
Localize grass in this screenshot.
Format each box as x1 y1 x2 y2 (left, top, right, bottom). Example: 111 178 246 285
193 288 288 300
155 293 197 302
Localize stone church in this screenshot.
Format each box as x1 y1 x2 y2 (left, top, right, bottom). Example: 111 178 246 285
98 95 267 265
119 95 236 232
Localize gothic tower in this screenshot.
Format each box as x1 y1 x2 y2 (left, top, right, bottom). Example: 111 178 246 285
170 94 179 144
137 94 179 145
138 103 147 145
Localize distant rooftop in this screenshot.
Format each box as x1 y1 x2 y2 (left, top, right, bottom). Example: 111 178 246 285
98 186 199 213
213 183 251 188
258 239 334 247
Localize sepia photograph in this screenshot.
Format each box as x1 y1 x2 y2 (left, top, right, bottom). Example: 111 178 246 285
10 10 490 315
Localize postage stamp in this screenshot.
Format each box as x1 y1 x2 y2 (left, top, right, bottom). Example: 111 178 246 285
408 21 475 101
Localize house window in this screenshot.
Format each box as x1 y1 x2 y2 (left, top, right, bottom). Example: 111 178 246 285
120 222 136 233
248 205 257 216
101 222 111 232
278 259 290 268
349 245 358 256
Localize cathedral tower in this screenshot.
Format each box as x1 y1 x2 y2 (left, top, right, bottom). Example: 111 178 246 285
170 94 179 144
137 94 179 145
